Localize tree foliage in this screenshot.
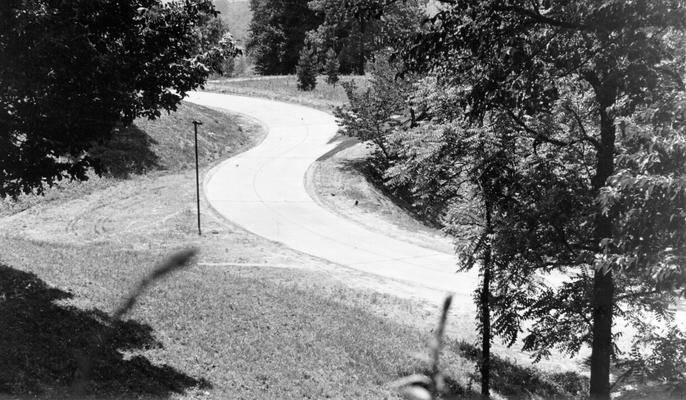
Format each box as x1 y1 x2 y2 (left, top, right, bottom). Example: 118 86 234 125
334 54 413 179
196 12 239 76
246 0 321 75
0 0 239 198
338 1 686 398
324 48 340 86
307 0 425 74
398 2 686 399
296 35 318 91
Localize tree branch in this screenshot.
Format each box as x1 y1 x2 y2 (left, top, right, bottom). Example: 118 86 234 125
505 109 569 147
564 104 601 150
492 5 590 31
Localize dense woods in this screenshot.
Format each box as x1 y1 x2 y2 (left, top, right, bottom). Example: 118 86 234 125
246 0 424 76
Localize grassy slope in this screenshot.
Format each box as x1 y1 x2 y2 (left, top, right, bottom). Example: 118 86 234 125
306 140 453 254
203 75 368 111
0 102 259 217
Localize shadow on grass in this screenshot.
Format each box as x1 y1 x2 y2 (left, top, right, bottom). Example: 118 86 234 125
317 135 359 161
453 341 587 399
90 124 160 178
0 264 209 398
397 368 482 400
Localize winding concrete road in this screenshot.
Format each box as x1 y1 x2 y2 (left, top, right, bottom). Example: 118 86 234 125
185 92 477 297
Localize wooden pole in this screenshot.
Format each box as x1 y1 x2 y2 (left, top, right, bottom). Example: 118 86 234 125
192 120 203 236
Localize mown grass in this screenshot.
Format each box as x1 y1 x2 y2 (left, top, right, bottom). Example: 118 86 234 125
0 238 439 399
0 232 589 399
203 75 368 111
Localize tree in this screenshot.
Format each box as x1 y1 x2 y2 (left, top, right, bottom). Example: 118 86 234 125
307 0 425 74
334 54 413 178
296 36 318 91
382 85 527 397
401 2 686 399
0 0 239 198
196 13 239 76
246 0 321 75
324 48 340 86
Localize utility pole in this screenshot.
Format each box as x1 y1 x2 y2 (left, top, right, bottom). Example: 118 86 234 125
192 120 203 236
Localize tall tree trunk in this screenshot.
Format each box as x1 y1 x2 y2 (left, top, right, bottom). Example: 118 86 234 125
480 201 493 398
589 104 616 400
480 247 491 398
590 267 614 399
358 20 365 75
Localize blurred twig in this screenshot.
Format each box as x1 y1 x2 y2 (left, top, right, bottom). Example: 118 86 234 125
431 295 452 396
113 248 198 320
392 294 453 400
73 248 198 394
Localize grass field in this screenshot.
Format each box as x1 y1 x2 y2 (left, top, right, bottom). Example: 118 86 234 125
203 75 368 111
0 96 594 399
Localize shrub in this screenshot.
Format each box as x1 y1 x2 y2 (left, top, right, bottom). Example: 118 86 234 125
324 48 340 86
296 38 317 91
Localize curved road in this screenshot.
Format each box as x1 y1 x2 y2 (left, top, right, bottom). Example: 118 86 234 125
185 92 477 298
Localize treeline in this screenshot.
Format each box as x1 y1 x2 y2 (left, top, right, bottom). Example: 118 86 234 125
245 0 425 79
332 2 686 400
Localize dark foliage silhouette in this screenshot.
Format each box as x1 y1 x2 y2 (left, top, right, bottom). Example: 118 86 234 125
89 124 160 178
0 264 209 397
455 341 587 399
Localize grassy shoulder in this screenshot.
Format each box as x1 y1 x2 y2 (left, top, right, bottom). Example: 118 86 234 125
306 139 453 255
203 75 368 111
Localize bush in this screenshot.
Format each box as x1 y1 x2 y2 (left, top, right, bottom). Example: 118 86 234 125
324 48 340 86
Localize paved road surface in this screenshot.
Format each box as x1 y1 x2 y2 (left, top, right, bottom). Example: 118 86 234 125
185 92 477 299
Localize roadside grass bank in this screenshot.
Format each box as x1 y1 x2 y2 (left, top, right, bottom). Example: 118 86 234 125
203 75 368 111
0 237 444 399
0 101 260 218
306 140 452 255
